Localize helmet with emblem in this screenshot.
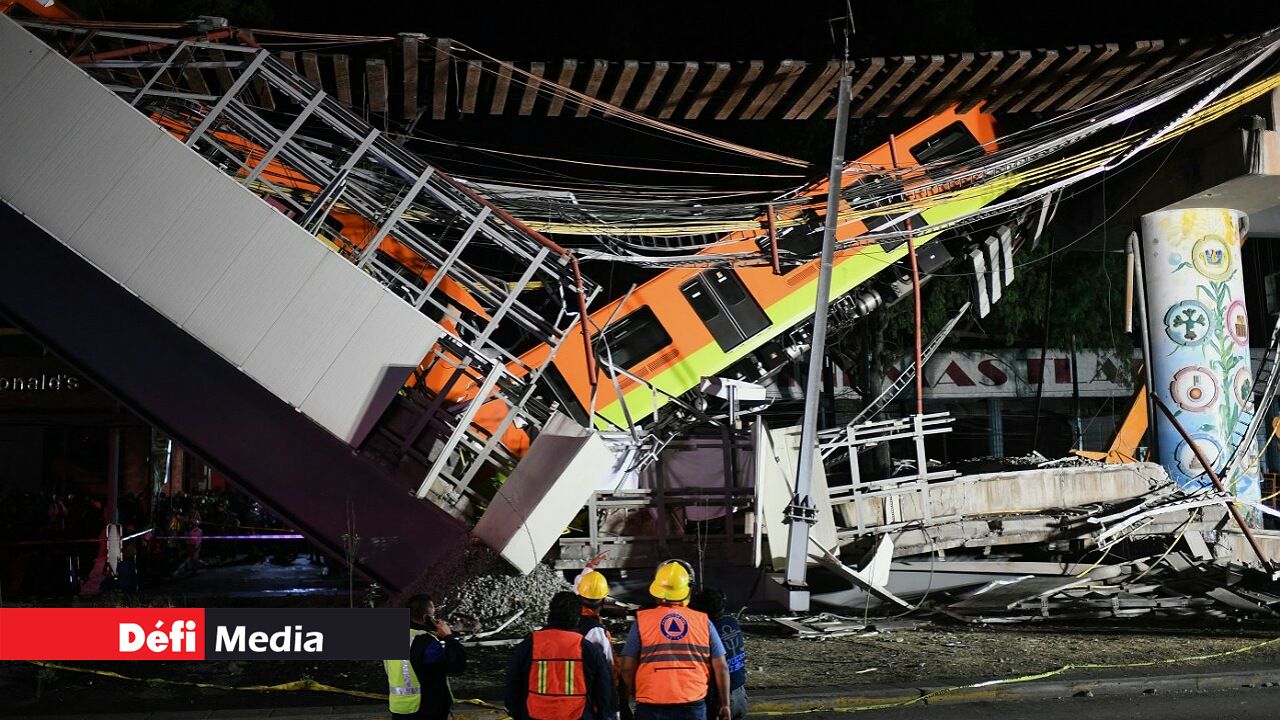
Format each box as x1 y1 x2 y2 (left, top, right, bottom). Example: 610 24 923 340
649 559 694 603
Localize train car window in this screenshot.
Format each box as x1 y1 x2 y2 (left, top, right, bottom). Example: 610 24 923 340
777 211 826 259
682 277 724 323
909 121 980 165
593 305 672 371
681 270 771 352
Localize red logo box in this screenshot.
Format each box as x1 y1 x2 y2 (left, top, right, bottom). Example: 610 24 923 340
0 608 206 660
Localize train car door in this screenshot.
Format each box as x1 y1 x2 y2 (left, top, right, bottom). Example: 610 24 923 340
680 269 771 352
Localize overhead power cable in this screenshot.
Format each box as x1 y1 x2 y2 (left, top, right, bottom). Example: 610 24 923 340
557 33 1280 266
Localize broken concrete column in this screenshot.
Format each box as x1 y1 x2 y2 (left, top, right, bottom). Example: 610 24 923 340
1141 208 1261 513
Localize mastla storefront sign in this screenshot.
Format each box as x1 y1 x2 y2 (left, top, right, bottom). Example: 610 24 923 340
888 349 1135 399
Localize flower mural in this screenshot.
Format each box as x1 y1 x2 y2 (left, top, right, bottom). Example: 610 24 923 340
1143 209 1260 515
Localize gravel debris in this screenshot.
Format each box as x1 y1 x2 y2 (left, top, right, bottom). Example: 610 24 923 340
428 543 572 635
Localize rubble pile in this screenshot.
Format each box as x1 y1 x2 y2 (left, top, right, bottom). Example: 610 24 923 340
952 452 1098 475
440 555 572 635
817 461 1280 623
944 545 1280 622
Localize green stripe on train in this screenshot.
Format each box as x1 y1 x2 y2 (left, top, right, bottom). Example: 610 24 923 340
594 186 1004 428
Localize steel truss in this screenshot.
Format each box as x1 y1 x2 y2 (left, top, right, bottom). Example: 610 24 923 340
23 22 601 514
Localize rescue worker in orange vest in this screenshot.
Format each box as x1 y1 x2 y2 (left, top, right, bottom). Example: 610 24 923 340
506 591 616 720
619 561 731 720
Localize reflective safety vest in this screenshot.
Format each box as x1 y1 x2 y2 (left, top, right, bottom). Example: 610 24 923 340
527 628 588 720
384 628 426 714
634 605 712 704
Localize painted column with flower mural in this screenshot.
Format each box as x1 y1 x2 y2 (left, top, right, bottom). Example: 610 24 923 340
1141 208 1260 521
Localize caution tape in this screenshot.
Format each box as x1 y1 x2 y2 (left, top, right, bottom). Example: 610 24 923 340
29 634 1280 716
748 634 1280 715
26 660 507 712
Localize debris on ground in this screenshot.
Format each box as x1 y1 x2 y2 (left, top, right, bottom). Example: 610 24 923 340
772 614 869 639
440 554 571 635
944 549 1280 622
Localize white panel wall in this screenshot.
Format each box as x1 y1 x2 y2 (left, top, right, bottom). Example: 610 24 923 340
67 141 219 281
300 293 440 446
0 16 443 445
126 178 274 325
183 210 329 365
0 17 52 105
242 252 384 407
0 55 160 242
475 414 613 574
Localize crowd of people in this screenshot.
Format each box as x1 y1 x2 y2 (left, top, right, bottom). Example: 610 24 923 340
0 487 315 597
385 560 748 720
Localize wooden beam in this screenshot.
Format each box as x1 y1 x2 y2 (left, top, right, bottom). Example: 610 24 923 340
518 61 544 115
748 60 805 119
490 61 513 114
783 61 841 119
853 55 916 118
605 60 639 116
575 59 608 117
181 65 209 96
545 59 578 116
934 50 1002 115
400 36 418 120
1114 40 1184 95
825 57 884 119
985 49 1059 113
300 51 322 89
432 38 451 120
1168 42 1217 77
251 76 275 110
715 60 763 120
658 61 699 119
905 52 972 116
367 58 388 113
209 50 235 93
460 60 481 114
1058 41 1155 111
1008 45 1089 113
122 68 147 90
1031 44 1117 113
278 51 297 73
957 50 1028 113
739 61 789 119
154 68 179 96
880 55 944 116
632 61 669 114
332 53 352 107
685 62 730 119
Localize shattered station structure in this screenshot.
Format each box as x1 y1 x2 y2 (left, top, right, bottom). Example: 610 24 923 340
4 2 1280 618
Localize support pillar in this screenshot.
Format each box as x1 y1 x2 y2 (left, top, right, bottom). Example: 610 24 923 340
1141 208 1261 515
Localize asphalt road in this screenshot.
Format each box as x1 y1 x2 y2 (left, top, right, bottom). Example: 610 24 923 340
770 686 1280 719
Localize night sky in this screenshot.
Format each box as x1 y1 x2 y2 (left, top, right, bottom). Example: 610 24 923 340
66 0 1280 61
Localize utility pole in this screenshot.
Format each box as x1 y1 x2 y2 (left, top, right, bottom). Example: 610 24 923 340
1129 231 1157 459
782 68 851 611
887 136 923 416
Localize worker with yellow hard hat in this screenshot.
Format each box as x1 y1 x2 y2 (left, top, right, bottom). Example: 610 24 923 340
573 553 621 720
573 565 614 663
619 560 731 720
